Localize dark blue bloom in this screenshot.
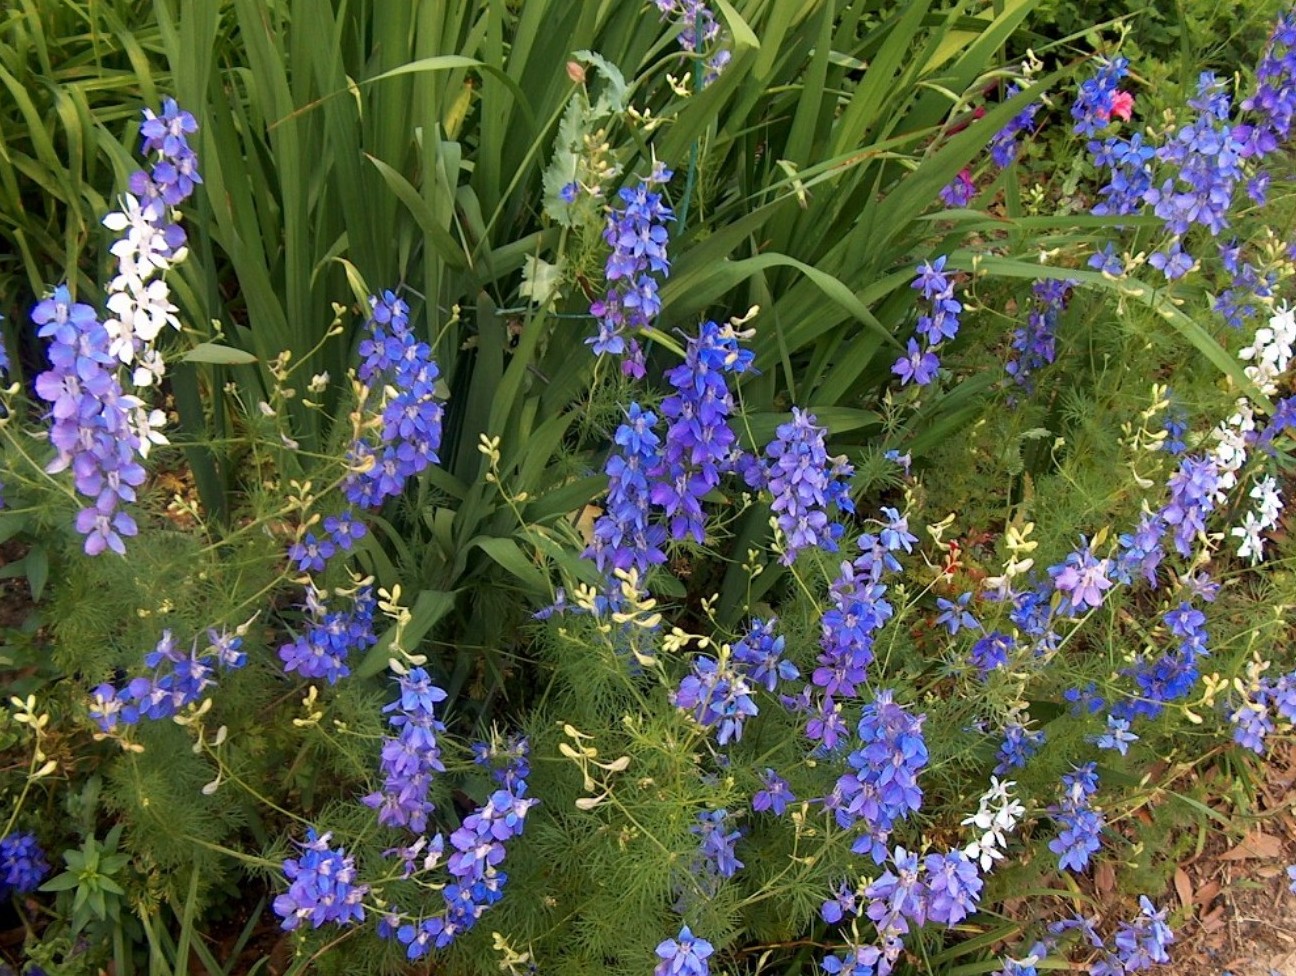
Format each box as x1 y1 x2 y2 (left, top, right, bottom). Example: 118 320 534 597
273 829 369 930
0 832 49 896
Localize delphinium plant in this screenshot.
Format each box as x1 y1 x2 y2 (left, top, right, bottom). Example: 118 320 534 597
6 3 1296 976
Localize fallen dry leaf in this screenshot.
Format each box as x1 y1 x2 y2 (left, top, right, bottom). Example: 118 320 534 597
1194 879 1221 908
1219 829 1284 861
1174 867 1193 911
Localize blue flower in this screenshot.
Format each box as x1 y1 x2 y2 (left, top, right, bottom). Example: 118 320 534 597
273 829 369 930
655 925 714 976
0 832 50 896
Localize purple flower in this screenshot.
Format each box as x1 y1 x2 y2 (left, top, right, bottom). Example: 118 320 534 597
892 338 939 386
762 408 854 564
1048 538 1113 615
752 768 796 816
363 667 449 832
589 170 674 358
939 169 976 207
692 808 743 879
923 850 983 926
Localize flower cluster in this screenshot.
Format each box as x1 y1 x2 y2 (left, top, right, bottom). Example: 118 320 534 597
1004 279 1074 392
1228 665 1296 754
32 287 147 556
653 1 731 82
648 319 753 543
0 832 49 897
273 829 369 930
277 582 377 684
363 667 448 832
1072 56 1132 136
831 690 928 862
760 408 855 564
892 257 960 387
673 651 758 746
585 403 668 581
343 291 445 509
1048 763 1104 873
794 521 906 750
995 720 1045 775
961 777 1025 872
1237 8 1296 155
392 741 536 959
1145 73 1247 277
1047 537 1114 616
31 101 198 556
589 166 674 374
1052 897 1174 976
691 808 743 884
103 98 200 386
88 626 247 732
990 83 1044 168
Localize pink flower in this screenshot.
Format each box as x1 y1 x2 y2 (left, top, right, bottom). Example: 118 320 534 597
1108 90 1134 121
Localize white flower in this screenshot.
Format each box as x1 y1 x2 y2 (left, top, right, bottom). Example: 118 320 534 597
130 406 170 458
1232 511 1266 564
1251 476 1283 529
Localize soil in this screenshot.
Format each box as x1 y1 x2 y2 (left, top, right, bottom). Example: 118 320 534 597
1166 740 1296 976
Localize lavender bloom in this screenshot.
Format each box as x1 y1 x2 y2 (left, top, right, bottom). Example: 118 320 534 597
393 742 535 959
273 829 369 930
939 169 976 207
994 721 1044 775
821 879 859 924
1048 538 1113 615
834 691 927 862
1110 897 1175 971
990 84 1042 167
278 584 377 684
655 925 714 976
763 408 855 564
865 846 927 939
935 592 980 635
589 170 674 361
752 768 796 816
0 832 50 896
343 291 444 509
1048 764 1104 873
1005 279 1074 392
673 654 758 745
585 403 668 582
648 320 753 544
821 944 885 976
1235 9 1296 157
1159 455 1219 556
893 258 961 388
1144 73 1246 249
692 808 743 881
1092 715 1139 755
970 631 1014 675
923 850 983 926
87 626 247 732
732 617 798 692
363 667 449 833
1072 56 1131 136
32 286 146 556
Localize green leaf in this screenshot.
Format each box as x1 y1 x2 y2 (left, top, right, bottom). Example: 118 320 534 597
39 871 82 893
181 343 259 366
25 544 47 602
466 536 551 596
356 589 458 679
